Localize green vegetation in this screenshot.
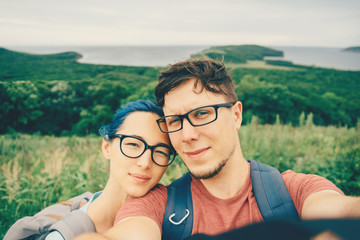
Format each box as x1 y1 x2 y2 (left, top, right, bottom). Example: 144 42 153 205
1 45 359 135
0 47 164 135
1 119 359 237
1 46 359 135
1 45 360 237
231 66 359 126
193 44 283 63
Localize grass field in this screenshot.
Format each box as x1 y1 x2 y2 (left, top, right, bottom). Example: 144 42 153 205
1 117 359 237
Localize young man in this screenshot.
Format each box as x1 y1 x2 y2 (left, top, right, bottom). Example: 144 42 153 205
76 59 360 240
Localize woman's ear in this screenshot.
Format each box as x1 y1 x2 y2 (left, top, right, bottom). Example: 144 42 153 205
102 138 111 159
233 101 243 130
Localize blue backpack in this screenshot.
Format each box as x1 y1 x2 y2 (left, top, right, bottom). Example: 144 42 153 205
162 160 299 240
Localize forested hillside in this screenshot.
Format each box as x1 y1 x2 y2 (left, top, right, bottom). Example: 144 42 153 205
193 44 283 63
1 45 359 135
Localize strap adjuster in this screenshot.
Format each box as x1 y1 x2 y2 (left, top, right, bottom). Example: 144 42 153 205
168 209 190 225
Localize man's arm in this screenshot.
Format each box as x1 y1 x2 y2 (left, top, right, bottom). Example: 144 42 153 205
302 190 360 219
74 216 161 240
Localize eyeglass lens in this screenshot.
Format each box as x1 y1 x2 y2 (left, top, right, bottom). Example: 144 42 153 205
121 136 171 166
159 106 217 132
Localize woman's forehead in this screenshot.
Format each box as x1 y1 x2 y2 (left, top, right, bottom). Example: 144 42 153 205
116 111 169 144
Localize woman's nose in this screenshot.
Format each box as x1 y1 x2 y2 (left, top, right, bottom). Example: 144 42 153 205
136 148 152 169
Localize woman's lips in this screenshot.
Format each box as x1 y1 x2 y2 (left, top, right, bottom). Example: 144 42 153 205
129 173 151 183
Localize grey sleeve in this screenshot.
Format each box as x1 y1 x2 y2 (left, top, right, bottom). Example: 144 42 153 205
49 209 96 240
45 231 65 240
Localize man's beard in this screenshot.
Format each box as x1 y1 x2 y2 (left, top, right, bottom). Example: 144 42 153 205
190 158 228 180
188 146 235 180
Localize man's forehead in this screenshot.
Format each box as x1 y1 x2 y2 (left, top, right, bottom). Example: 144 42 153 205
163 88 227 115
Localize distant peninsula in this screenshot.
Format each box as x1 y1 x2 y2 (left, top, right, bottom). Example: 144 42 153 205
193 45 283 63
343 46 360 53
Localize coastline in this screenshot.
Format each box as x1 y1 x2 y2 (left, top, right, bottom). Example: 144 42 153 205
2 45 360 70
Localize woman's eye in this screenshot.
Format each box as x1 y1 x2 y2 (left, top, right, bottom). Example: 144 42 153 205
155 150 169 157
125 142 140 148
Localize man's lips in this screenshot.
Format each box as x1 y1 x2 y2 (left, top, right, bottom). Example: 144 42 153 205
184 147 209 158
129 173 151 183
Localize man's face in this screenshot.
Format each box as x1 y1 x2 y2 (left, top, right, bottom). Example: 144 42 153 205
162 78 242 179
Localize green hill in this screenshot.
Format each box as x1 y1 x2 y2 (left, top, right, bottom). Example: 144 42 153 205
0 46 359 135
193 45 283 63
0 47 161 83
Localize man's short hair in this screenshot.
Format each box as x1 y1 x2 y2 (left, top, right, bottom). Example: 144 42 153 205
155 59 238 107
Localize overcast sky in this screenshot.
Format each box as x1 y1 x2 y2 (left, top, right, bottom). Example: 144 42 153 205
1 0 359 47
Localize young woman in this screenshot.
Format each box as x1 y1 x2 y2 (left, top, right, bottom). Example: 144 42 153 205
86 99 175 232
5 100 175 240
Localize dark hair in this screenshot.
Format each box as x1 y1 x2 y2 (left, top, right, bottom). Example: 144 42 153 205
155 59 238 107
99 100 163 140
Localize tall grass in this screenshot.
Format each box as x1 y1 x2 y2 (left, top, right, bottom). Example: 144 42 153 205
1 119 359 237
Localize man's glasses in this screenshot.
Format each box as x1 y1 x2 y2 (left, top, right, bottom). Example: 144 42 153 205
156 102 235 133
108 134 176 167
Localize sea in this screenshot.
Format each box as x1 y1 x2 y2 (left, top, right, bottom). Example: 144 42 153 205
4 45 360 71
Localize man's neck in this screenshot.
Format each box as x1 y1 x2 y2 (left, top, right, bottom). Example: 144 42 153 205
199 152 249 199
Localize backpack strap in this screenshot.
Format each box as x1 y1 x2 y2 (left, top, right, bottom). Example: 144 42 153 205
162 161 298 240
162 172 193 240
249 160 299 219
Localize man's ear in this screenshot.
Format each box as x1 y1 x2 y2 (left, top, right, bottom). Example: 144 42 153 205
102 138 111 159
233 101 243 130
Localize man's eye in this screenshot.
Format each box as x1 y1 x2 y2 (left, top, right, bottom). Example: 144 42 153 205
194 110 210 118
168 118 181 126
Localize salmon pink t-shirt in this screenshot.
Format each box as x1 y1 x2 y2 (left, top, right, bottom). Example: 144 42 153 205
114 165 343 236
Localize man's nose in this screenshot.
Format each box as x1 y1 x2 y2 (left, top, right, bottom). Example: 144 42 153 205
181 118 199 143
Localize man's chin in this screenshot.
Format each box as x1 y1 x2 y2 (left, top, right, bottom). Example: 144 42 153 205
190 170 219 180
189 159 228 180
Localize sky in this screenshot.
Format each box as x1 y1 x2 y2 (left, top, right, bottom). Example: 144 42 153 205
0 0 359 47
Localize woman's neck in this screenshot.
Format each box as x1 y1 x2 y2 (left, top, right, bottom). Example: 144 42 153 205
87 176 128 233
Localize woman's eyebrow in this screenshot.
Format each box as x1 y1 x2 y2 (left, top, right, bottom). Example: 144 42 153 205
131 134 144 140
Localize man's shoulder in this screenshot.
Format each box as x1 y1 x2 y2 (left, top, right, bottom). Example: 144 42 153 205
281 169 330 183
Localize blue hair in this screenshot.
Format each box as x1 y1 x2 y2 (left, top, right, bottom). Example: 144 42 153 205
99 100 163 140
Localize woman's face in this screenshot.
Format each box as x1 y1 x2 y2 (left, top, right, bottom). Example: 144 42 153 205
102 111 170 197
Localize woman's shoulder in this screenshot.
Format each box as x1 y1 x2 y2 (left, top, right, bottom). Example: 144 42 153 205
145 184 168 198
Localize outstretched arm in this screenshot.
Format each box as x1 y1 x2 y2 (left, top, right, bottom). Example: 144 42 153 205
74 216 161 240
302 190 360 219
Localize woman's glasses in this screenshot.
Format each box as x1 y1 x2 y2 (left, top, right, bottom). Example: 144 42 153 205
109 134 176 167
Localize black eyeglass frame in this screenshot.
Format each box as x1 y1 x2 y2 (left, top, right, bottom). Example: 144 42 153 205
156 102 235 133
108 134 176 167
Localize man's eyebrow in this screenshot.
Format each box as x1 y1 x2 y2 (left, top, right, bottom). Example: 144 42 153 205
165 106 200 116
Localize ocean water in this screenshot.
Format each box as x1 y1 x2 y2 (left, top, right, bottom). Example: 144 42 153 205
4 45 360 70
267 46 360 71
5 45 209 67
